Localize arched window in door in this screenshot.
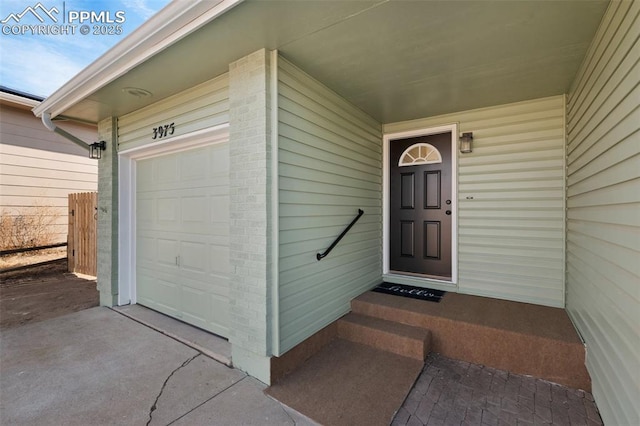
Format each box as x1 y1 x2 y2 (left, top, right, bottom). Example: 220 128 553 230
398 143 442 166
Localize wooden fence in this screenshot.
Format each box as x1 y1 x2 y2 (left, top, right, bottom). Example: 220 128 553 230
68 192 97 276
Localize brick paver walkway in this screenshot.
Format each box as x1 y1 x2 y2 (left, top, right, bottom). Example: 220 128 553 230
392 354 603 426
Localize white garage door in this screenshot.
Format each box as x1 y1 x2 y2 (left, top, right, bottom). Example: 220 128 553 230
136 143 229 337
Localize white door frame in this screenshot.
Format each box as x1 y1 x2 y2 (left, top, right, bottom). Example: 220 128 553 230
383 124 459 287
117 124 229 306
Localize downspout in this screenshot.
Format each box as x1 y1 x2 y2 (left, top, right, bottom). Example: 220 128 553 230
41 112 91 151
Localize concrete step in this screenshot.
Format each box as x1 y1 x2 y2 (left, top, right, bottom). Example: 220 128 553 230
337 312 431 361
351 291 591 391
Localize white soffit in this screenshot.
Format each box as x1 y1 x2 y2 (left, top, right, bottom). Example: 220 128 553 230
38 0 609 124
33 0 243 120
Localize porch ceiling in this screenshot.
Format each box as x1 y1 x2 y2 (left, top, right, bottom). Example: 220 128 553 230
61 0 609 124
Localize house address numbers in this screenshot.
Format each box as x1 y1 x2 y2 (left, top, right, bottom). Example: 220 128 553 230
152 122 175 140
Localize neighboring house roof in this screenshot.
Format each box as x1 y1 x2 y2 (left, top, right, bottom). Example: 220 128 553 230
0 86 44 110
0 86 97 155
34 0 609 124
0 86 98 246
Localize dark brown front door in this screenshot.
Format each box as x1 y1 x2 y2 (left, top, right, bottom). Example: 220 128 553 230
389 132 452 279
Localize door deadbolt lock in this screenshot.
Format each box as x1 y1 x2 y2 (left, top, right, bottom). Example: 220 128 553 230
446 200 451 205
445 210 452 215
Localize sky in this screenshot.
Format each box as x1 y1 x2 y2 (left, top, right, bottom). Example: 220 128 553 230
0 0 171 98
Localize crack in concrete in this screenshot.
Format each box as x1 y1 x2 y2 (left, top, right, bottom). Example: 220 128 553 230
165 376 248 425
280 404 297 426
146 353 200 426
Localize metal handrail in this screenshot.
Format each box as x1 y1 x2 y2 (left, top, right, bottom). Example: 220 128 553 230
316 209 364 261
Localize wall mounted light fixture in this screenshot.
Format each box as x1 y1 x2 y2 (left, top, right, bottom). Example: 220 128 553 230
89 141 106 159
459 132 473 153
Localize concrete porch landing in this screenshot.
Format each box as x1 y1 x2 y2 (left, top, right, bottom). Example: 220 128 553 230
352 291 590 391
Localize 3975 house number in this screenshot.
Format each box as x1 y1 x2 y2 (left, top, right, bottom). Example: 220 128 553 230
152 123 175 140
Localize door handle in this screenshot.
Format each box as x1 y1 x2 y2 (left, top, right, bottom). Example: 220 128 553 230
445 210 451 215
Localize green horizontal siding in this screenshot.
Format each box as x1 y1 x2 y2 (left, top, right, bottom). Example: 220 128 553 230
385 95 567 307
118 73 229 151
566 2 640 425
277 57 382 354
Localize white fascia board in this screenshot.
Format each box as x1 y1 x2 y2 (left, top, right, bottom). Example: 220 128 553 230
33 0 244 119
0 91 40 109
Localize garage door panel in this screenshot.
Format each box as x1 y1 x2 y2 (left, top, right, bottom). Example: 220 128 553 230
139 263 180 283
205 278 229 298
210 177 229 188
138 229 182 241
157 239 180 267
138 274 180 313
210 145 229 172
210 246 230 275
137 236 156 262
182 197 208 224
155 156 179 184
180 242 207 273
178 273 216 292
180 221 220 236
180 151 208 180
136 142 229 338
209 294 228 335
210 224 230 237
175 185 209 195
137 198 154 225
211 196 229 222
137 160 154 187
182 286 209 318
151 281 180 313
176 233 210 245
157 197 180 224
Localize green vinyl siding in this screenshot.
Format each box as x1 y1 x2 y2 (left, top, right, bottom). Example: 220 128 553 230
118 73 229 151
566 2 640 425
277 57 382 354
385 96 566 307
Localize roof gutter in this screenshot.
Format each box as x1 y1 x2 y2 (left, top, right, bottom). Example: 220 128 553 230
33 0 244 120
42 112 90 151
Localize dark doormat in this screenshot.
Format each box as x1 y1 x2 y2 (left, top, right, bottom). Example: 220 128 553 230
266 339 423 426
372 283 445 302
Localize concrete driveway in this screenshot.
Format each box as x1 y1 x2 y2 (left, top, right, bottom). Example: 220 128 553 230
0 307 314 425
